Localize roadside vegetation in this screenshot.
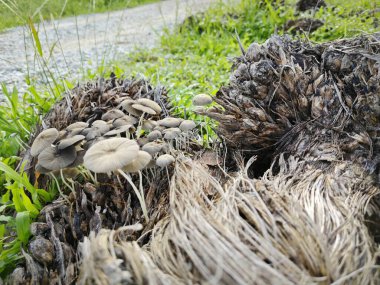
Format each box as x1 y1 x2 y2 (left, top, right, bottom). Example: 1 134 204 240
0 0 379 277
0 0 158 32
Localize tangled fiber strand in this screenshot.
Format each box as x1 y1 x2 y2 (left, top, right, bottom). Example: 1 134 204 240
77 156 380 284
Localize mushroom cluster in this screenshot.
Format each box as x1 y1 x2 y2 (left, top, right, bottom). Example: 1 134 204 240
31 96 200 195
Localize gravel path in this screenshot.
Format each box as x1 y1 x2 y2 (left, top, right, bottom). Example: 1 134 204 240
0 0 215 99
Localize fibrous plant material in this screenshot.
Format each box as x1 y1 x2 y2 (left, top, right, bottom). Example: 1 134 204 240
76 156 380 284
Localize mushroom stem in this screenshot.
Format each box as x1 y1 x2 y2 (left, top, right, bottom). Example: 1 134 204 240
60 169 76 196
117 169 149 222
136 112 146 139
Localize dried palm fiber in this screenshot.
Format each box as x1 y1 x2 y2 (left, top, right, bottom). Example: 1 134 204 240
77 156 379 284
199 33 380 282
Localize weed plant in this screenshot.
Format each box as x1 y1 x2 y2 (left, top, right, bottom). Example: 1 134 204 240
0 0 378 277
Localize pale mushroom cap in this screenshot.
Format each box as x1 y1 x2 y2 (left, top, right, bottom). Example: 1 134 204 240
104 124 134 137
179 120 196 132
113 115 138 128
158 117 182 128
137 98 162 114
163 128 181 140
91 121 110 134
123 151 152 173
68 128 85 136
192 94 213 106
142 120 158 131
38 146 77 171
83 138 139 173
119 99 143 117
31 128 59 157
156 154 175 168
132 104 156 115
66 122 89 131
147 130 162 142
35 163 51 174
101 109 125 121
57 135 85 150
142 141 165 156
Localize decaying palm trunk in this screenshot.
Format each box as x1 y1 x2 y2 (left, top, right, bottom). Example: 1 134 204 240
7 34 380 284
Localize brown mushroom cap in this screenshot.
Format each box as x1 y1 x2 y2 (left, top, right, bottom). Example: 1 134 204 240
136 98 162 114
132 104 156 115
192 94 213 106
31 128 59 157
101 109 125 121
38 146 77 171
156 154 175 167
83 138 139 173
57 135 85 150
179 120 196 132
66 122 89 131
157 117 182 128
123 151 152 173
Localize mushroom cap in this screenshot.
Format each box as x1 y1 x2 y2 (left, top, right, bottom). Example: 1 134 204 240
156 154 175 168
66 122 89 131
147 130 162 142
101 109 125 121
113 115 138 128
91 120 110 134
157 117 182 128
132 104 156 115
137 98 162 114
179 120 196 132
57 135 85 150
123 151 152 173
35 163 51 174
31 128 59 157
83 138 139 173
38 146 77 171
104 124 135 137
163 128 181 140
68 128 85 136
68 149 86 167
142 141 165 156
118 99 143 117
85 130 102 140
142 119 158 131
192 94 213 106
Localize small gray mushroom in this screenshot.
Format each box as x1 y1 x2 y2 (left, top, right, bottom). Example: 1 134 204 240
123 151 152 173
118 99 143 117
113 115 138 128
163 128 181 140
137 98 162 114
147 130 162 141
38 146 77 171
192 94 213 106
142 119 158 131
157 117 182 128
101 109 125 121
83 138 139 173
66 122 89 131
179 120 196 132
31 128 59 157
132 104 156 115
142 141 166 156
104 125 135 137
156 154 175 168
57 135 85 150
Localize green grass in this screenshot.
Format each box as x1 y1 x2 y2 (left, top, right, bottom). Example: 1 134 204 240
0 0 158 32
0 0 379 278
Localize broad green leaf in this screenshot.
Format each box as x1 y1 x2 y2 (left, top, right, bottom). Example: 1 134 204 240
15 212 31 244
